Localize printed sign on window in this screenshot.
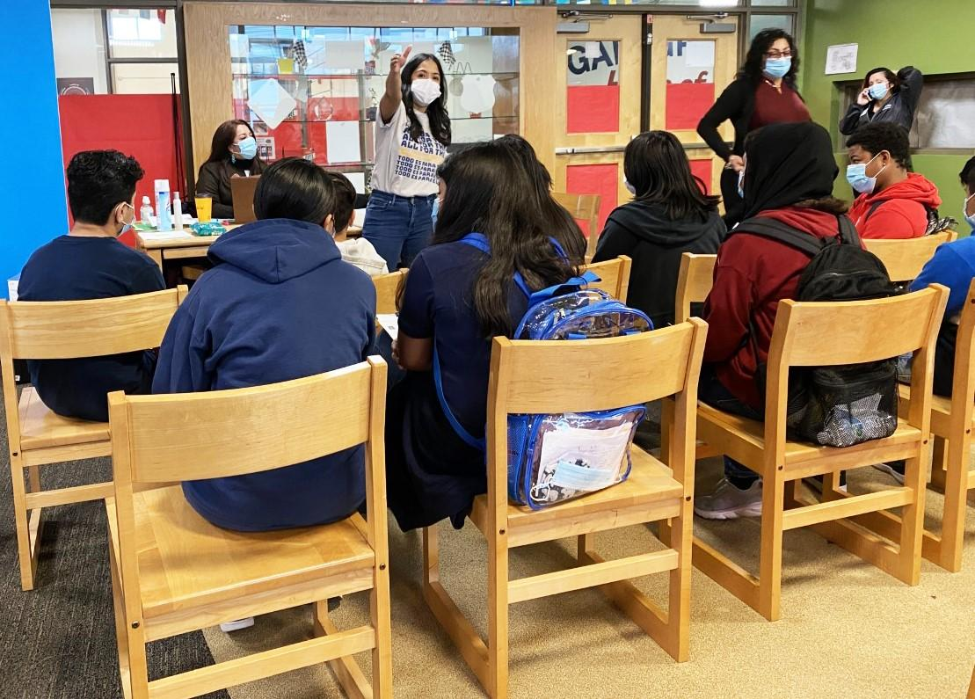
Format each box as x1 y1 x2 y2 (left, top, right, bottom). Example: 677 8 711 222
665 40 716 130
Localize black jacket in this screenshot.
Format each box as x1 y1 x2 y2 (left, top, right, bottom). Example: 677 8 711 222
195 157 266 219
592 200 726 327
697 76 803 161
839 66 923 136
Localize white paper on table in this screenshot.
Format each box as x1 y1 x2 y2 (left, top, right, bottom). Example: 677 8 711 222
540 420 632 493
139 230 196 242
346 172 366 193
247 79 297 130
825 43 858 76
325 121 362 164
376 314 398 341
325 40 365 72
353 208 366 227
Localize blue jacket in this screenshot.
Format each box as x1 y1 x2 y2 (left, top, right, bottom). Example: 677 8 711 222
153 219 376 531
910 236 975 319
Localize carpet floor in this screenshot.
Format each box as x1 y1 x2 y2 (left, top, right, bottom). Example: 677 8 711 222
1 393 973 698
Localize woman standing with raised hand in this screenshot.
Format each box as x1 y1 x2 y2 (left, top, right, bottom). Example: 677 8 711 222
362 46 451 270
697 29 810 227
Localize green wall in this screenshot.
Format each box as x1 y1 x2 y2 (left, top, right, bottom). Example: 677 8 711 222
801 0 975 229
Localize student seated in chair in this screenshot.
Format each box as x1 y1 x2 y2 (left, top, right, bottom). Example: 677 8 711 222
385 141 577 531
327 172 388 277
845 122 941 239
18 150 164 422
695 122 853 519
153 157 376 532
591 130 726 327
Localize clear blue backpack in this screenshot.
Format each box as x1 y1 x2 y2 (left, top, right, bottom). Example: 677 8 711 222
433 233 654 510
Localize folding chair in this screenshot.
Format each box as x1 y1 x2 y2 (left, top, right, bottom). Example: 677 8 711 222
105 359 392 699
863 230 956 283
423 320 708 698
895 279 975 571
553 192 602 262
693 286 948 621
373 269 408 316
581 255 632 300
0 287 187 591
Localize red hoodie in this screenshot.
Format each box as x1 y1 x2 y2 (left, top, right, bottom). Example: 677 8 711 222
703 207 851 411
847 172 941 240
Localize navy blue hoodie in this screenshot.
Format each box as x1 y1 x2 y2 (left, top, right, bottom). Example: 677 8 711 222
152 219 376 531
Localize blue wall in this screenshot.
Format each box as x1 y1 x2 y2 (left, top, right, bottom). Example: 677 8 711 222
0 3 65 296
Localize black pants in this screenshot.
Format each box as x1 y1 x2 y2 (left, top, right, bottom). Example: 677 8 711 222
698 364 762 489
719 167 745 229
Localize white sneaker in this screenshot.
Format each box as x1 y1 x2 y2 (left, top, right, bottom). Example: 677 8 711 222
694 478 763 520
219 617 255 633
872 463 905 485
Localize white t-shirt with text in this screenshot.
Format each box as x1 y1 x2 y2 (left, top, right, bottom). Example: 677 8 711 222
370 102 446 198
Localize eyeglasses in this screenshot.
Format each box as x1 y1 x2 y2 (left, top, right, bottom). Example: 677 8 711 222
764 50 793 59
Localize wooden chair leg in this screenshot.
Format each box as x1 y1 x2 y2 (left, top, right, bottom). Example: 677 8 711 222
930 436 948 493
314 601 373 699
109 540 133 699
758 470 785 622
935 435 970 573
10 457 39 591
895 454 926 586
664 501 693 661
125 615 150 699
371 553 393 698
487 532 509 699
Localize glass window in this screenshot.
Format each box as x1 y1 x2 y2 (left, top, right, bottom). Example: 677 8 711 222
52 9 107 94
107 9 178 59
750 0 794 6
557 0 740 4
229 26 520 175
111 63 180 95
566 40 620 134
749 14 794 41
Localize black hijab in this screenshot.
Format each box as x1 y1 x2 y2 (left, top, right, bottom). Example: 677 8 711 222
741 122 838 219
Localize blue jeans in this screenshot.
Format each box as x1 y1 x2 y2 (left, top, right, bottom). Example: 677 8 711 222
362 190 435 270
698 364 762 488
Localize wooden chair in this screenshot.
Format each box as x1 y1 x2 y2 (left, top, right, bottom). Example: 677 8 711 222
553 191 602 262
693 286 948 622
581 255 632 300
863 230 957 283
0 287 187 591
105 359 392 699
422 320 708 698
674 253 717 323
373 269 407 316
894 279 975 572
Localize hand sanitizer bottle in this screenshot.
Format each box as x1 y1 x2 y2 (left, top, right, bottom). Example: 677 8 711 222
139 196 153 224
172 192 183 229
155 179 173 231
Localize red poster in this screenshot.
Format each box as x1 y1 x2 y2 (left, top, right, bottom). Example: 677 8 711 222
689 159 713 195
566 164 619 237
665 82 715 131
567 85 620 134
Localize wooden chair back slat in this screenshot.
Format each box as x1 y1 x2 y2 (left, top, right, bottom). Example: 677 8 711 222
491 321 705 415
864 231 957 283
674 253 716 323
771 287 948 368
372 270 407 316
581 256 632 300
0 287 187 360
113 361 378 483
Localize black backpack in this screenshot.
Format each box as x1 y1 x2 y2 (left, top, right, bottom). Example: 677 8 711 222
734 215 900 447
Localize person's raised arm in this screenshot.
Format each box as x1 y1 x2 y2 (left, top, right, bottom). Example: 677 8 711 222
379 45 411 126
897 65 924 119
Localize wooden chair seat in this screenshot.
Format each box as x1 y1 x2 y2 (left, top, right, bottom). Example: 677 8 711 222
698 401 923 477
106 486 375 622
469 447 683 548
898 384 962 437
18 387 110 451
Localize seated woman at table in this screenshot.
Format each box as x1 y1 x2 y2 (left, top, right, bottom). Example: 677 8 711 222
195 119 266 220
18 150 164 422
154 157 376 533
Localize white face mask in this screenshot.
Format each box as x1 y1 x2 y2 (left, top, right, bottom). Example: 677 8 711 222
624 179 637 196
410 78 442 107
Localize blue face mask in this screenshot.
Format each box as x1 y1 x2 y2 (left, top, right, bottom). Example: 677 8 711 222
234 136 258 161
118 203 135 236
763 57 792 80
868 82 889 101
737 170 745 199
846 152 887 195
964 193 975 231
432 196 441 228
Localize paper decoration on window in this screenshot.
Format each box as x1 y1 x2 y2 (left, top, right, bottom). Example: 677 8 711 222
665 40 716 131
229 34 250 59
567 40 620 134
256 136 275 161
308 78 360 121
566 164 618 236
460 75 496 114
326 121 362 164
325 40 365 72
247 79 297 130
825 43 858 76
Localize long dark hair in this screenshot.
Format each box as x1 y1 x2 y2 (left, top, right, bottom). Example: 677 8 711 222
738 28 800 88
493 135 587 265
861 67 901 94
206 119 257 165
402 53 451 147
624 131 721 222
435 142 577 338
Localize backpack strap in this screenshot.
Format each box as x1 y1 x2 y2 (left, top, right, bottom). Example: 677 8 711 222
836 214 861 246
733 217 830 258
864 199 886 223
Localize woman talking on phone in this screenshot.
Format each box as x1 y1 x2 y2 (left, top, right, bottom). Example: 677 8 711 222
839 66 923 136
362 46 451 270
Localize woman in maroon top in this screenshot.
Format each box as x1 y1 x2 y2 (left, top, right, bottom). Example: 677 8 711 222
697 29 810 226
